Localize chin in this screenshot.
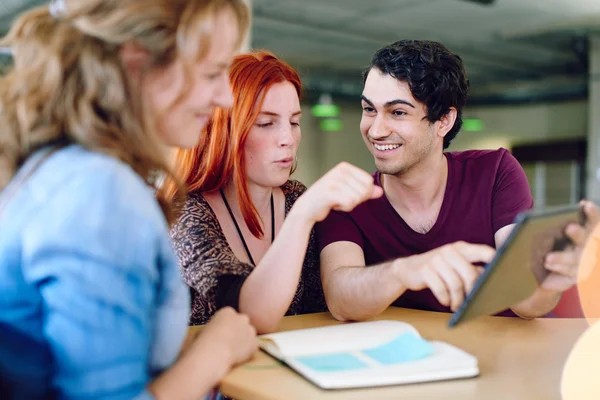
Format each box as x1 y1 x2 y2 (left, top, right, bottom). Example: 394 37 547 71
269 174 291 188
273 178 290 187
176 131 203 149
175 140 200 150
375 160 404 175
252 167 292 188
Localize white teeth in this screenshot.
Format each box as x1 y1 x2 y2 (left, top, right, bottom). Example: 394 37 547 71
374 143 401 151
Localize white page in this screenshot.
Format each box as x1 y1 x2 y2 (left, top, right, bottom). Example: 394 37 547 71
259 320 420 357
285 341 479 389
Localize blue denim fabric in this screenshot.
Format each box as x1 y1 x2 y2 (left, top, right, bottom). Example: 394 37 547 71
0 146 189 399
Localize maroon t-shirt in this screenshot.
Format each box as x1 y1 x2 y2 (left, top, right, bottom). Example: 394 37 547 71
317 148 534 314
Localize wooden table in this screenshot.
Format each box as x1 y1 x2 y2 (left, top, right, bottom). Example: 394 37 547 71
188 307 590 400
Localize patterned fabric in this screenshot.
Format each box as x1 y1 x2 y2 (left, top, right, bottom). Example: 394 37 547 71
171 180 327 325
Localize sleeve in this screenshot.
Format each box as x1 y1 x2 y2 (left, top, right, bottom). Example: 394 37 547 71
170 197 253 323
215 275 247 310
492 149 534 233
315 210 365 254
21 166 162 399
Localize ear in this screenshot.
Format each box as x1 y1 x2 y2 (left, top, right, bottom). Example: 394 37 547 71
119 41 151 81
436 107 458 139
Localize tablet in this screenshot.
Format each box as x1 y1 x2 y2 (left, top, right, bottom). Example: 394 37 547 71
448 204 585 328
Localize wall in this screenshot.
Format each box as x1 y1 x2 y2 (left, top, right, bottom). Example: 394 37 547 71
294 99 588 186
453 100 588 151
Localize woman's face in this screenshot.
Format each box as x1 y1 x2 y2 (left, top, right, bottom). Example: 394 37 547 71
143 8 241 149
244 81 302 188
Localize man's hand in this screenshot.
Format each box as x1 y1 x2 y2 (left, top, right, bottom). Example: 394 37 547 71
542 200 600 291
394 241 496 311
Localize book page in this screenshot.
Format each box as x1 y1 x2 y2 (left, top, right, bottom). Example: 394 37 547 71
294 332 435 372
259 320 420 357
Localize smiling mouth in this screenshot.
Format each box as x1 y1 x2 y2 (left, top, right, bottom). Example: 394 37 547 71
373 143 401 151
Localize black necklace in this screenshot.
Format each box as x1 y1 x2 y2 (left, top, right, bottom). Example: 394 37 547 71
220 188 274 266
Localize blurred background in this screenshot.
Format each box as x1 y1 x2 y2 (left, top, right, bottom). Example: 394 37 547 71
2 0 600 208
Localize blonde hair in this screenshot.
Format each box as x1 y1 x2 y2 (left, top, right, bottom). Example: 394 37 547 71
0 0 249 221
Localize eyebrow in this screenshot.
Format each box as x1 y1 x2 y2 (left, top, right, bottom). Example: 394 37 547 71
360 95 415 109
259 111 303 117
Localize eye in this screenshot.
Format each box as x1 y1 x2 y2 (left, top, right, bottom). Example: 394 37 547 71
291 121 300 127
206 71 222 80
256 122 273 128
362 106 375 113
392 110 406 117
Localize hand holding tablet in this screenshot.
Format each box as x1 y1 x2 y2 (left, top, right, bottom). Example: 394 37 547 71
449 204 589 327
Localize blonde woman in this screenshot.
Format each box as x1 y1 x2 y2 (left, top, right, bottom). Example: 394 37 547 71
0 0 257 399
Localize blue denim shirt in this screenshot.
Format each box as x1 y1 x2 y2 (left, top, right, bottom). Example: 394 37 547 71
0 145 190 399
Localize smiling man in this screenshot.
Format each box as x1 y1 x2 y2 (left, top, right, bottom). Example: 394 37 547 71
317 40 599 322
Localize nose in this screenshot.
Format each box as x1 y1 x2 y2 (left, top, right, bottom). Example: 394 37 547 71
212 73 233 109
278 122 295 147
368 114 389 141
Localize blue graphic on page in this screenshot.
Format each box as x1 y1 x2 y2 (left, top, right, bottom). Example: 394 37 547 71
362 332 434 365
294 332 434 373
295 353 367 372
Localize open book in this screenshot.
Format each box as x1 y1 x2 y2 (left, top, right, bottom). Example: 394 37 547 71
259 320 478 390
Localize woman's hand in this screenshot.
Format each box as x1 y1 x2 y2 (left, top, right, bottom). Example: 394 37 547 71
292 162 383 224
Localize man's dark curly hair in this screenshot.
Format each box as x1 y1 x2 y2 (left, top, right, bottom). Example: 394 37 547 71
363 40 469 149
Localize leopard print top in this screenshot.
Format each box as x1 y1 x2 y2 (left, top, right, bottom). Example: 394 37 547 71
170 180 327 325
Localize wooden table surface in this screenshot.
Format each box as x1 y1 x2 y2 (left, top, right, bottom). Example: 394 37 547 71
188 307 590 400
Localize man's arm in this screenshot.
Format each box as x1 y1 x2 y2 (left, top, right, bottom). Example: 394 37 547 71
321 240 496 321
320 241 407 322
495 224 561 319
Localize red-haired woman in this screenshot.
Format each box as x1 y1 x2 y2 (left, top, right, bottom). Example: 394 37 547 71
165 51 382 333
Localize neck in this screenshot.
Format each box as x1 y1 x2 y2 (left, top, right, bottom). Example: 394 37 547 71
382 152 448 212
157 143 177 171
165 146 178 169
224 180 273 217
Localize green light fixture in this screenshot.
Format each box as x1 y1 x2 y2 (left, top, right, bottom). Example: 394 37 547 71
319 119 343 132
312 104 340 118
463 118 484 132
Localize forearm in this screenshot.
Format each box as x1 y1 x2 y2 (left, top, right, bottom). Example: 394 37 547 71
324 260 407 322
239 209 314 333
511 288 562 319
148 335 233 400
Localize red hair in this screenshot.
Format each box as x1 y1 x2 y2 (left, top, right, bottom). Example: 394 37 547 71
163 50 302 238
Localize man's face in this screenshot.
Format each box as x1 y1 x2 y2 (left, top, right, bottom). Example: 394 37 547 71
360 68 443 176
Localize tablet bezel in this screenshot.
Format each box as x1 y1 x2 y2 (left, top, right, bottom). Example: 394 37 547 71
448 204 584 328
